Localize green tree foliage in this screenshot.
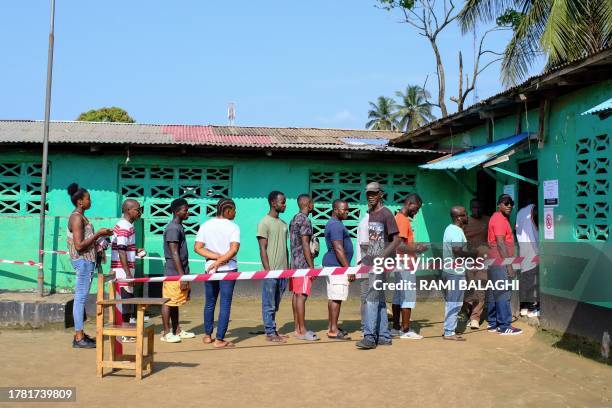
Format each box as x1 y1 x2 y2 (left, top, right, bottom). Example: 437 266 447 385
366 96 401 131
76 107 135 123
459 0 612 86
395 85 435 131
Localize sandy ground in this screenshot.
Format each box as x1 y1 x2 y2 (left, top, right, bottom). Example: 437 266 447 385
0 298 611 408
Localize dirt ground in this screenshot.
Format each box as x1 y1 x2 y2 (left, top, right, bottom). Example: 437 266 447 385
1 298 611 408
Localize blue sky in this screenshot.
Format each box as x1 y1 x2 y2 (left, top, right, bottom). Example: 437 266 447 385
1 1 543 129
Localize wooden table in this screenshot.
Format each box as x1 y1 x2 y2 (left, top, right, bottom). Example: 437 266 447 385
96 296 168 380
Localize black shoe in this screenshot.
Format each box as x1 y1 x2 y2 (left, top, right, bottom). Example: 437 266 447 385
84 333 96 344
73 337 96 349
356 339 377 349
377 340 393 346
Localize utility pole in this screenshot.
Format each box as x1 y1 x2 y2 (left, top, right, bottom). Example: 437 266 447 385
38 0 56 297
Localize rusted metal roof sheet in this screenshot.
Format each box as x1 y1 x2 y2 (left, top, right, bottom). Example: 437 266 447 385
0 120 438 155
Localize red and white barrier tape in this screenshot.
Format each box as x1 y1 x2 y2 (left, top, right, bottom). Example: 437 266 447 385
0 259 42 268
118 265 373 283
4 252 539 272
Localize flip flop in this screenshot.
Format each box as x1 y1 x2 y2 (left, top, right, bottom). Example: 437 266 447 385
213 340 235 348
337 327 349 336
327 331 351 341
296 331 320 341
276 332 290 339
443 334 466 341
265 334 287 343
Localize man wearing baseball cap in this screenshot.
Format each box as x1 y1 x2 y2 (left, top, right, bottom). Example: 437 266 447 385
357 182 401 349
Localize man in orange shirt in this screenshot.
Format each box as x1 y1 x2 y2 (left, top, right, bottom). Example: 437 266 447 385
391 193 428 339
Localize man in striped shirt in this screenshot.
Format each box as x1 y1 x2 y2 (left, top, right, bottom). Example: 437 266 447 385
111 199 143 341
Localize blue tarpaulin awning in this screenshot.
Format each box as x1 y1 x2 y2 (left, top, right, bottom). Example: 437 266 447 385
581 98 612 118
419 132 532 171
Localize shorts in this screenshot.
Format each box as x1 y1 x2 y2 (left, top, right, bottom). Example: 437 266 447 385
290 276 313 296
392 270 417 309
163 281 190 307
326 275 349 301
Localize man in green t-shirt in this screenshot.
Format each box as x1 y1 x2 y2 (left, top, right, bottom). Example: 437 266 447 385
257 190 289 342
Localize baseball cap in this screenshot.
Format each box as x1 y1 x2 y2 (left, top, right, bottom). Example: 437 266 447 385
365 182 382 192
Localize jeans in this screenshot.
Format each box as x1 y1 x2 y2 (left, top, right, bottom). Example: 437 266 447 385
486 265 512 330
72 259 96 332
443 273 465 336
204 276 236 340
262 278 287 335
362 272 391 344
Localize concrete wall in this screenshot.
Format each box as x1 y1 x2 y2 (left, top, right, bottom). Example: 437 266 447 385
0 151 461 292
429 80 612 341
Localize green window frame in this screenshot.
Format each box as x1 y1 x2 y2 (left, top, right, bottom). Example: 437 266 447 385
574 133 610 241
309 170 416 238
0 162 48 215
119 165 232 235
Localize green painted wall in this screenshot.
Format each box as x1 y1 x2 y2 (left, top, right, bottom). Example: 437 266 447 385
0 152 454 292
432 80 612 308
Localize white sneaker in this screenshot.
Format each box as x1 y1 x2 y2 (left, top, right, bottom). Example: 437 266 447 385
160 332 181 343
128 316 150 324
527 310 540 318
520 308 528 316
177 330 195 339
470 319 480 329
399 330 423 340
120 336 136 343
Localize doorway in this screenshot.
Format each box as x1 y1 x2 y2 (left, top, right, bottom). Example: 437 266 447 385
476 169 497 216
518 159 538 213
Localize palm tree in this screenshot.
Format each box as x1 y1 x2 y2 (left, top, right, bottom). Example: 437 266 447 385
395 86 436 131
459 0 612 86
458 0 612 86
366 96 400 130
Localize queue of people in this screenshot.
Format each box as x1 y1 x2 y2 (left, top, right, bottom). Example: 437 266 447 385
66 180 536 349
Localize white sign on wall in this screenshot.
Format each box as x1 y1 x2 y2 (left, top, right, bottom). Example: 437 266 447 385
543 179 559 207
544 207 555 240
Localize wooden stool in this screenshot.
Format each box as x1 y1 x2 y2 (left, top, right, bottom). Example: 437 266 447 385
95 273 168 379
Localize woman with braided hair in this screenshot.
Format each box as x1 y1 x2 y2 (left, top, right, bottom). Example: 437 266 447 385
194 198 240 348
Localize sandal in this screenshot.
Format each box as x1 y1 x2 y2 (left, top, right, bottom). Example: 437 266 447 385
265 334 287 343
213 340 235 348
202 334 214 344
295 331 320 341
327 331 351 341
276 332 290 339
443 334 466 341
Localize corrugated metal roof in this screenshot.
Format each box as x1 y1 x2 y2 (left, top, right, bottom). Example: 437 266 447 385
581 97 612 115
393 46 612 145
0 120 438 155
419 132 530 170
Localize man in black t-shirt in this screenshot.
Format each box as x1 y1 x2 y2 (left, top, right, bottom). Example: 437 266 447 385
357 182 401 350
161 198 195 343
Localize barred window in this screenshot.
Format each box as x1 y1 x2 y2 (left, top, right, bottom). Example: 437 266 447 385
574 134 610 241
120 166 231 235
0 162 48 214
310 171 416 238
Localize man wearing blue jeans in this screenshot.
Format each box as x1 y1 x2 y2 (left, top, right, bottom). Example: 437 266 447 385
257 191 290 343
441 206 483 341
357 182 401 350
487 194 522 335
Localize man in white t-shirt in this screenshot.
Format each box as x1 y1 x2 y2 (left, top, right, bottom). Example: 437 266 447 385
194 198 240 348
442 205 482 341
